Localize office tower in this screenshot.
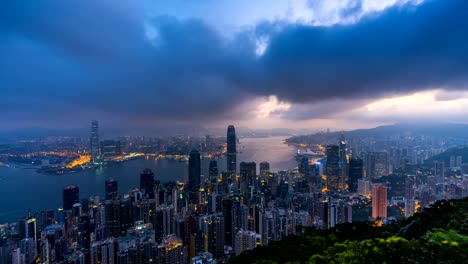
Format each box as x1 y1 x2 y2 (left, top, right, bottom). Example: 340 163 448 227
227 125 237 173
326 145 341 191
223 199 234 246
259 162 270 179
105 178 118 200
188 149 201 205
434 161 445 184
405 177 415 218
104 199 121 238
348 159 363 193
240 162 256 198
19 238 36 264
140 168 155 199
456 156 463 167
63 185 79 211
100 140 122 160
25 217 37 240
358 179 371 197
366 152 389 179
298 156 309 176
209 160 218 179
339 133 348 185
372 184 388 219
90 120 100 164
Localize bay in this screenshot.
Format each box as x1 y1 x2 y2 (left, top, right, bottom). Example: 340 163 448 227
0 136 297 223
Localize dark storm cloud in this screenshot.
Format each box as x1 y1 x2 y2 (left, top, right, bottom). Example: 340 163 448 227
1 0 468 127
257 0 468 105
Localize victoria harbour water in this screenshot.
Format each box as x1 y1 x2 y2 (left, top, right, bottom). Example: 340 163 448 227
0 137 297 223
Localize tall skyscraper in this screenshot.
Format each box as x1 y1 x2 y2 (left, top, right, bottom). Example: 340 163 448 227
348 159 363 193
326 145 341 191
90 121 100 164
188 149 201 205
240 162 256 198
227 125 237 173
105 178 118 200
259 162 270 179
434 161 445 184
366 152 389 179
140 169 155 199
63 185 80 210
404 177 415 218
339 134 348 190
209 160 218 179
372 184 387 219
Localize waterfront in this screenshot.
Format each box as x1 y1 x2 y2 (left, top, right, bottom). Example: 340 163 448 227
0 136 297 223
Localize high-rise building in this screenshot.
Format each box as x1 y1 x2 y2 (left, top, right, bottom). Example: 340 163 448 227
434 161 445 184
188 149 201 205
240 162 256 198
100 140 122 160
227 125 237 173
63 185 79 211
348 159 363 193
90 121 100 164
404 177 415 218
326 145 341 191
366 152 389 179
209 160 218 179
259 162 270 179
372 184 387 219
105 178 118 200
339 133 348 185
140 169 155 199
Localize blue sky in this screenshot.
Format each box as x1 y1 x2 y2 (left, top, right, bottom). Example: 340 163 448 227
2 0 468 132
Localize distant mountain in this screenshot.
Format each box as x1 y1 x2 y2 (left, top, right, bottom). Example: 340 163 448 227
425 146 468 166
287 123 468 145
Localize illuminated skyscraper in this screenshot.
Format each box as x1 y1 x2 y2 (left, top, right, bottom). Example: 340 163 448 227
105 178 118 200
227 125 237 173
188 149 201 205
90 121 100 164
63 185 79 210
372 184 387 219
326 145 341 191
339 133 348 187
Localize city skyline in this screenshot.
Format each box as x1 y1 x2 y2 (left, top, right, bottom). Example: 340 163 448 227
2 1 468 131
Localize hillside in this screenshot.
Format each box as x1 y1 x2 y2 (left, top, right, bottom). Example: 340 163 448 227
425 146 468 166
228 198 468 264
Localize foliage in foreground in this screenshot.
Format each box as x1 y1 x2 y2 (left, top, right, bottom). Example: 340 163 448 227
228 197 468 264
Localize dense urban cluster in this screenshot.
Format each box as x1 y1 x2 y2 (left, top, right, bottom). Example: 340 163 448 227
2 123 468 264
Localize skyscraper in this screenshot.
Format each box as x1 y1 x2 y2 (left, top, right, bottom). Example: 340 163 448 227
105 178 118 200
348 159 363 193
188 149 201 205
90 120 100 164
227 125 237 173
140 169 155 199
259 162 270 179
209 160 218 179
240 162 256 198
404 177 415 217
63 185 80 210
372 184 387 219
326 145 341 191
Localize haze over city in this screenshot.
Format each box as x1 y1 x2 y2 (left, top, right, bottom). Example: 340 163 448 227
2 0 468 132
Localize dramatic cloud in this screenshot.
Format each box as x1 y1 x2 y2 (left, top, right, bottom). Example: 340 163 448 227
1 0 468 130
